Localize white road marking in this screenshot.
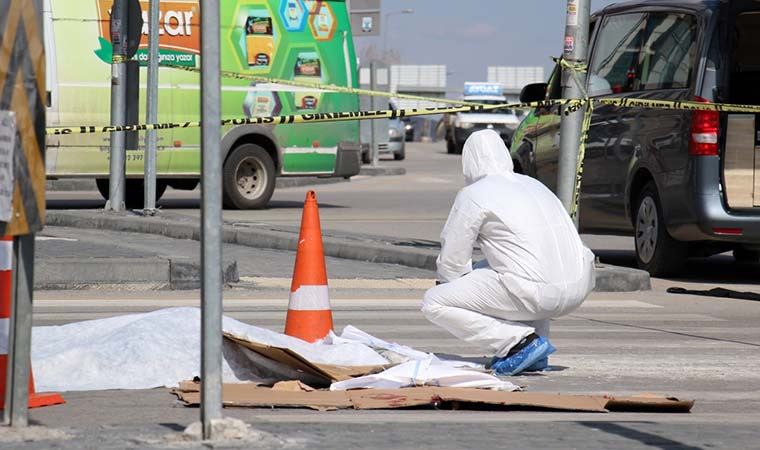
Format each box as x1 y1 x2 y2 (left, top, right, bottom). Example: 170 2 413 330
36 236 78 242
579 300 662 308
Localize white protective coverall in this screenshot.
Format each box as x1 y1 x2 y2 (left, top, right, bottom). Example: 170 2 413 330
422 129 596 358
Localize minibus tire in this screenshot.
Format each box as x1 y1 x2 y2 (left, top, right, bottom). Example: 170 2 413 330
96 178 166 208
222 143 276 210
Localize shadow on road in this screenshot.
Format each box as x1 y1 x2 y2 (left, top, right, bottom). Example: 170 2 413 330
46 199 105 210
577 422 704 450
594 249 760 286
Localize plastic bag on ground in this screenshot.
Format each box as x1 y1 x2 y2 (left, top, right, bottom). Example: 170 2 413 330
330 358 519 392
331 325 483 370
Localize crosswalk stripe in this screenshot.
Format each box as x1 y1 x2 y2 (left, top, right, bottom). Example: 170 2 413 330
241 277 437 290
33 298 662 309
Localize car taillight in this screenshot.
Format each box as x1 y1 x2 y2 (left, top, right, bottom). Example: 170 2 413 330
689 96 719 156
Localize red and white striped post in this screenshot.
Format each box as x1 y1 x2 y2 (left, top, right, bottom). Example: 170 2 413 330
0 236 64 412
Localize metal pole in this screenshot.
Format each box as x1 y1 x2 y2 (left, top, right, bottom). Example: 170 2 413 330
3 235 35 426
143 0 160 213
199 0 223 440
557 0 590 226
106 0 127 212
369 61 379 167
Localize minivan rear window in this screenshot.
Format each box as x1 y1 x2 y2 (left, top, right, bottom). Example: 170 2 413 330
588 12 696 95
639 13 697 90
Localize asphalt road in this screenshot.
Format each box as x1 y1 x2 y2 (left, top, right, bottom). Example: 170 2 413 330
46 142 760 288
9 287 760 449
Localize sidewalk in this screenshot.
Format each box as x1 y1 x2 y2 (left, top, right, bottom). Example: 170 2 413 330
46 209 651 292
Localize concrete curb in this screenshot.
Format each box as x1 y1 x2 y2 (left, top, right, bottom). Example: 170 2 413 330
47 210 650 292
359 166 406 176
595 264 651 292
46 179 96 192
35 255 239 290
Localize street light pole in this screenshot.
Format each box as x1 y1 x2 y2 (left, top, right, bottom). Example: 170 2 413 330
199 0 223 440
106 0 128 212
383 9 413 61
143 0 160 213
557 0 590 226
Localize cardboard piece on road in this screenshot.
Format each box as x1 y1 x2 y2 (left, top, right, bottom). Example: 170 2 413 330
223 333 386 384
604 394 695 412
173 381 693 413
174 381 352 411
272 380 316 392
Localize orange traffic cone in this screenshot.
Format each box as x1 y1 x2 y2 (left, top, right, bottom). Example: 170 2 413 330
284 191 334 342
0 236 64 409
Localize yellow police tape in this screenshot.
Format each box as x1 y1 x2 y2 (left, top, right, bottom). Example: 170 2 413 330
600 97 760 113
163 64 489 108
45 98 581 136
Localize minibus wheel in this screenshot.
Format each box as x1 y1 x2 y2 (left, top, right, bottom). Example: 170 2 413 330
222 143 276 209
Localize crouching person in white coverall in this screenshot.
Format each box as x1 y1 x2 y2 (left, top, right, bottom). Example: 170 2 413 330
422 129 596 376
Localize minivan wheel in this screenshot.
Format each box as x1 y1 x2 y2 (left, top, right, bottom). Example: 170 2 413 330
222 143 276 209
634 182 687 277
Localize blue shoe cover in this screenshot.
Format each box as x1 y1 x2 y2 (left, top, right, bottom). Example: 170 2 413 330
524 357 548 372
491 336 556 376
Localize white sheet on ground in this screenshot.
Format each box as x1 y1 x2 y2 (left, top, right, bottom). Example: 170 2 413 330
30 307 388 392
330 358 519 391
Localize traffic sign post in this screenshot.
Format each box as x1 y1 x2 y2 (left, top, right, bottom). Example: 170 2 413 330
0 0 47 427
106 0 143 212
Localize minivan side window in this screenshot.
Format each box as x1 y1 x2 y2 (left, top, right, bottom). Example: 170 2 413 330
639 13 696 91
588 13 647 96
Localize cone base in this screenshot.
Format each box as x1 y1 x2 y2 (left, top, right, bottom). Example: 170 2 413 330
27 392 66 409
0 357 66 410
284 310 333 343
0 392 66 410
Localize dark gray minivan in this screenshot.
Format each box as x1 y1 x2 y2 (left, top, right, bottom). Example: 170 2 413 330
513 0 760 276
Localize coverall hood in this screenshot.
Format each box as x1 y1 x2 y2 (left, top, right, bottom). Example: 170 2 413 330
462 129 514 186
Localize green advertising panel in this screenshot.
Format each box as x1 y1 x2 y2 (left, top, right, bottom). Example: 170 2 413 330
46 0 359 178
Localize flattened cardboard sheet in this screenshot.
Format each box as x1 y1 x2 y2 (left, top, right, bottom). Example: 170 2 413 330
223 333 386 383
173 382 693 413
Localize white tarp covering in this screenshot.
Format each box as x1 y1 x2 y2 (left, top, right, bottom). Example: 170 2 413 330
30 308 388 392
27 307 514 393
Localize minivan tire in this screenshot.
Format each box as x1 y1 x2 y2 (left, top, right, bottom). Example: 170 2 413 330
393 146 406 161
222 143 276 210
634 182 687 277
